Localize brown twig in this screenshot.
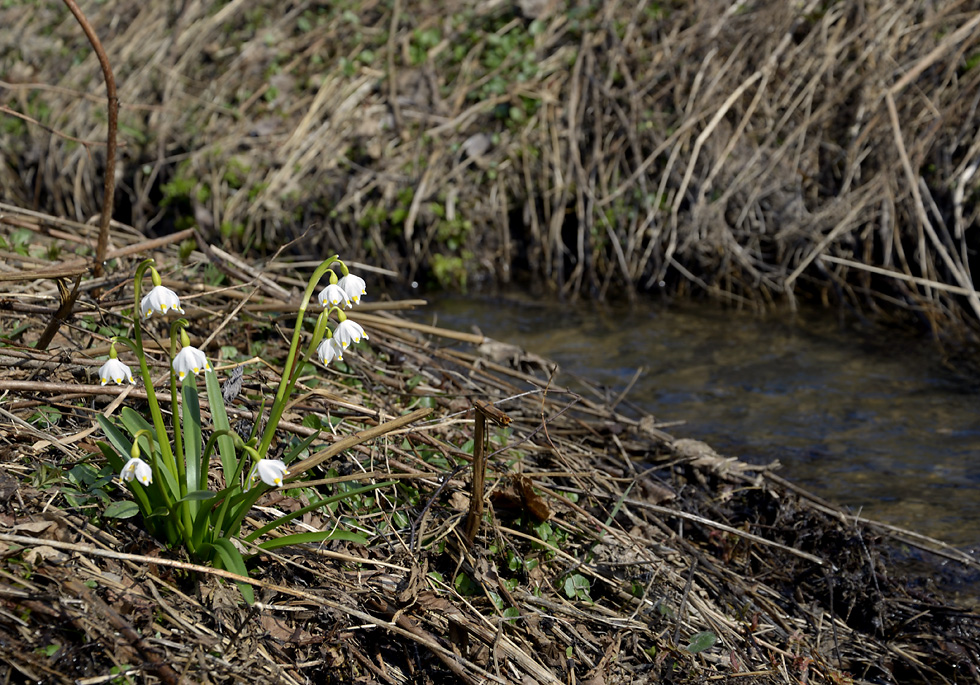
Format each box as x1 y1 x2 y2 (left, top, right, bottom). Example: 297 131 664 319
61 0 118 279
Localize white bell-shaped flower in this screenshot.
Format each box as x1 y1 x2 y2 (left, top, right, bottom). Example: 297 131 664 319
245 459 289 491
337 274 366 306
317 336 344 365
99 358 135 386
140 285 184 319
333 319 368 349
172 345 211 383
120 457 153 486
318 283 351 309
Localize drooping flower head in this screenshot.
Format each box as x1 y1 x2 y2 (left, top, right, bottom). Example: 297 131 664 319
317 335 344 365
99 343 134 386
333 315 368 350
337 273 366 306
318 282 351 309
140 284 184 319
120 457 153 486
245 458 289 491
172 332 211 383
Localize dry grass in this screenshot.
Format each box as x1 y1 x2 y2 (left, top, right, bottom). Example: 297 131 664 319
0 223 978 682
1 0 979 337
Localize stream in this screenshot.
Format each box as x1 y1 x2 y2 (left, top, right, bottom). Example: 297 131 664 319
421 294 980 551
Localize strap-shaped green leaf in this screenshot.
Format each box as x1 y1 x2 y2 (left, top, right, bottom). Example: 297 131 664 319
208 539 255 605
204 368 238 483
182 381 203 509
97 415 134 464
256 529 368 552
281 430 320 466
175 490 216 503
245 480 395 542
120 407 156 443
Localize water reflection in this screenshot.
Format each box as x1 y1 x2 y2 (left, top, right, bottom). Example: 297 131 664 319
423 295 980 548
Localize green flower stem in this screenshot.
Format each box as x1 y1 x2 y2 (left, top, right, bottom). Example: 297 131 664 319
131 259 178 482
256 255 339 458
264 309 332 441
168 320 188 498
134 430 178 545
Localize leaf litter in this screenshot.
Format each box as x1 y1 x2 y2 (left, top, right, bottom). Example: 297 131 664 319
0 228 978 683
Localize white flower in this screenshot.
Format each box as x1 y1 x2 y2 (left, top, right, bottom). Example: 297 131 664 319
120 457 153 486
245 459 289 491
317 337 344 365
172 345 211 382
140 285 184 319
99 358 134 386
337 274 366 306
333 319 368 349
318 283 351 309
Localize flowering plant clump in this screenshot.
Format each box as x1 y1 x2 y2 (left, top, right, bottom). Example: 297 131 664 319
96 256 379 602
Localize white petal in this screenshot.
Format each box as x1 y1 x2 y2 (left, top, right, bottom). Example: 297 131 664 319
140 285 184 319
99 358 134 386
121 457 153 486
318 283 351 308
338 274 366 305
317 337 344 365
334 319 367 349
172 346 210 383
257 459 289 487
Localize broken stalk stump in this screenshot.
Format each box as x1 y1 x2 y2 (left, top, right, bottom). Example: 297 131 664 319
464 400 511 543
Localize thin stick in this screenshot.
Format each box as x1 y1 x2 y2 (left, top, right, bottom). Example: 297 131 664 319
62 0 118 278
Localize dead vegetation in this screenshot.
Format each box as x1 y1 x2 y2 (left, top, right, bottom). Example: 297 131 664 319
0 224 979 683
1 0 980 337
2 1 980 682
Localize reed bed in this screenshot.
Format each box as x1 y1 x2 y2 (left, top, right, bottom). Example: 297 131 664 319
1 0 979 338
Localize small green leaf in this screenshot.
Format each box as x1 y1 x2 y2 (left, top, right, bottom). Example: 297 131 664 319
454 573 477 596
103 501 140 519
686 631 717 654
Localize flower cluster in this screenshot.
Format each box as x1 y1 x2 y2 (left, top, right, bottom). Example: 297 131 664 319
100 260 370 492
315 269 369 365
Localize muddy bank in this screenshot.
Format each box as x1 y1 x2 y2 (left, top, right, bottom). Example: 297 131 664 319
0 223 978 681
2 0 980 339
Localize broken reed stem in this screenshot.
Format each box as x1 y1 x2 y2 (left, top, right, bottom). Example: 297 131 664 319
61 0 118 279
464 405 487 543
465 400 512 543
289 406 433 476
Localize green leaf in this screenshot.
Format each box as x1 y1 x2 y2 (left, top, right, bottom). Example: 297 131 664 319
95 432 152 516
454 572 477 596
256 529 368 552
97 416 133 465
562 574 591 601
96 439 124 472
244 481 395 542
208 539 254 605
686 631 717 654
281 430 320 465
175 490 216 504
103 501 140 519
205 369 238 481
120 407 155 442
182 381 203 493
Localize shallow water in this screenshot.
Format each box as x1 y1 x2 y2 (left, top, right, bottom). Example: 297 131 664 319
423 295 980 550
